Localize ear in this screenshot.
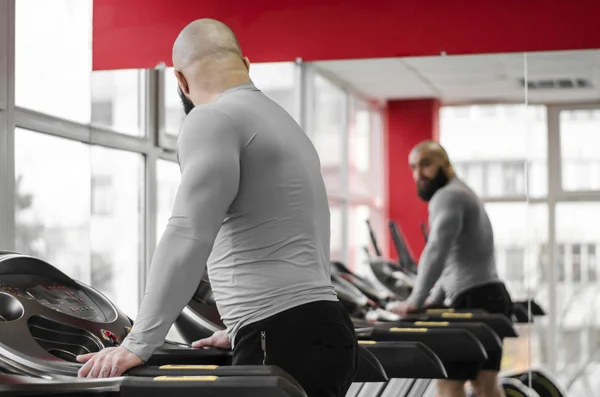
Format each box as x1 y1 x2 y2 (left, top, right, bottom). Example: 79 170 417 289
174 69 190 95
242 57 250 72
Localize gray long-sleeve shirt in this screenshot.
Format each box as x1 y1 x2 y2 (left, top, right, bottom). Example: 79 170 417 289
121 82 338 361
406 177 500 307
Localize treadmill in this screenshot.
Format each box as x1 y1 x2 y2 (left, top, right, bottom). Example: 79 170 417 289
0 373 303 397
173 276 453 397
0 252 306 397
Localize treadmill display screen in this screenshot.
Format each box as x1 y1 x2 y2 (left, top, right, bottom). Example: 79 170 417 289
0 282 109 323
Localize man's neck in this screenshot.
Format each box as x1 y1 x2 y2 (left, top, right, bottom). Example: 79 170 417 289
192 69 251 104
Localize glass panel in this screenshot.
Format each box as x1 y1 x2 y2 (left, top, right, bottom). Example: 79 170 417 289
310 74 347 197
163 68 186 136
347 205 386 277
484 202 549 372
248 62 299 121
329 203 344 262
439 105 548 198
163 62 299 136
14 129 143 318
348 97 372 199
91 70 145 136
559 109 600 191
156 159 181 245
555 202 600 393
15 129 91 282
90 147 144 317
348 205 370 274
15 0 92 123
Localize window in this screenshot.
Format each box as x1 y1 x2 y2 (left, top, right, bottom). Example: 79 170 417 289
91 70 145 136
538 243 549 283
348 98 372 199
330 203 344 262
156 159 181 245
571 244 581 282
505 247 525 283
15 129 91 279
560 109 600 191
90 146 144 317
440 105 548 198
502 162 526 196
91 176 113 216
309 74 347 197
555 203 600 377
558 329 582 368
557 244 566 282
15 0 92 123
14 129 144 318
247 62 299 121
588 244 597 282
484 203 548 299
162 62 299 137
163 68 186 137
348 205 371 274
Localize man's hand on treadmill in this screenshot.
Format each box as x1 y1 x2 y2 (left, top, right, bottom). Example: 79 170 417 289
192 330 231 350
76 346 144 378
386 301 418 316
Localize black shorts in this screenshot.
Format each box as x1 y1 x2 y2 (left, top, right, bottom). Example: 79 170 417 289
233 300 359 397
450 282 513 372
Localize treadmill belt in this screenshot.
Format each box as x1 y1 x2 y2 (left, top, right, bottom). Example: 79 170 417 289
421 379 438 397
380 378 414 397
345 383 364 397
357 382 387 397
407 379 433 397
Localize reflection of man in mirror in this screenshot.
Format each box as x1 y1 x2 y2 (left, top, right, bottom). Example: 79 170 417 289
389 140 513 397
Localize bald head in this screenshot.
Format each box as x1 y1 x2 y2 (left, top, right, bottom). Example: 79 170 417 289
171 18 251 110
172 18 243 69
408 140 455 201
409 140 450 164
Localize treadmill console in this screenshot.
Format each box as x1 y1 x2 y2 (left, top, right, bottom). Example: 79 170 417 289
0 279 108 323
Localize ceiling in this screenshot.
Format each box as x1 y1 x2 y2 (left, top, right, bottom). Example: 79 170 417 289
312 50 600 105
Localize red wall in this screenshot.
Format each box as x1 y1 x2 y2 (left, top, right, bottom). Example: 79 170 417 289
386 99 440 260
93 0 600 70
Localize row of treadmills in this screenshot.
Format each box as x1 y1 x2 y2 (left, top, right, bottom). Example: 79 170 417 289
0 221 567 397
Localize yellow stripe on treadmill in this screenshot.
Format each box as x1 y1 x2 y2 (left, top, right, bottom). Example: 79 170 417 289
153 376 218 382
505 389 523 397
358 340 377 345
425 309 454 313
159 365 218 370
414 321 450 327
441 313 473 318
389 327 428 333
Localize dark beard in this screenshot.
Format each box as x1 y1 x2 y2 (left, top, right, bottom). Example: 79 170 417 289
417 168 449 201
178 85 195 115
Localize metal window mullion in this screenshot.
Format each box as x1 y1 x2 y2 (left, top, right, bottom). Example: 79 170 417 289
143 149 158 297
156 65 177 151
157 149 177 163
480 196 548 204
0 0 15 251
297 60 309 132
546 104 561 373
140 68 160 302
340 88 351 266
14 106 91 142
89 126 153 154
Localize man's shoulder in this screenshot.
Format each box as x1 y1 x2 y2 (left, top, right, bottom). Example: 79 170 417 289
430 180 473 208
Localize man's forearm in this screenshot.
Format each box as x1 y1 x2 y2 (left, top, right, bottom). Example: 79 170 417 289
120 226 211 361
406 243 447 307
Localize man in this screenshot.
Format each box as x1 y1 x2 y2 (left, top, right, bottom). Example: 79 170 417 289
387 140 512 397
77 18 358 397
